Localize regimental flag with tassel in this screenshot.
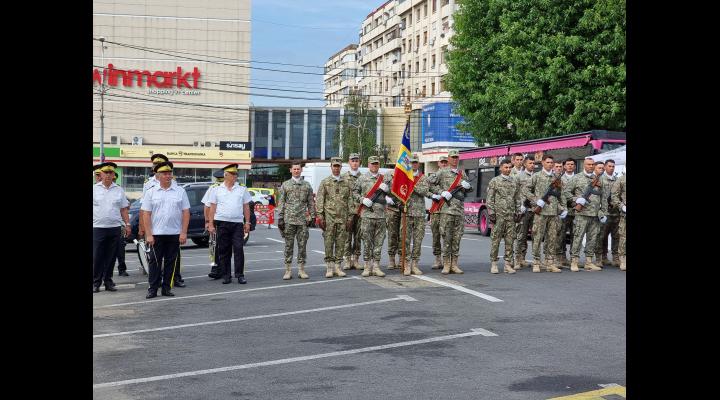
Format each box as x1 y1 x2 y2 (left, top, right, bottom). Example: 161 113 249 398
390 121 415 204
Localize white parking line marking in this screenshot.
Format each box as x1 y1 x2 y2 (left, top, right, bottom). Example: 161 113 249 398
411 275 503 302
135 264 328 283
93 327 492 389
422 245 433 249
471 328 499 337
94 295 416 338
94 277 362 309
312 250 325 254
461 237 482 241
266 238 284 243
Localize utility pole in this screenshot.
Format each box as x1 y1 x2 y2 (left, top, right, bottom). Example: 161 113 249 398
99 37 107 163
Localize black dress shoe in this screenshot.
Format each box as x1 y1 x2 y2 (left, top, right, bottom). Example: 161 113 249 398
92 286 100 293
119 271 129 277
222 277 232 284
208 273 221 279
105 285 118 292
146 291 157 299
174 281 186 288
161 290 175 297
237 276 247 284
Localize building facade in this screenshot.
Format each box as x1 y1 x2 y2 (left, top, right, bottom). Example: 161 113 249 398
93 0 252 149
324 44 359 107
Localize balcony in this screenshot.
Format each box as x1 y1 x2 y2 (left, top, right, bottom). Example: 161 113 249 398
361 14 401 44
362 37 401 66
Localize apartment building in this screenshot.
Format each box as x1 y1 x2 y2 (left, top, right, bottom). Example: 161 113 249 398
323 44 359 107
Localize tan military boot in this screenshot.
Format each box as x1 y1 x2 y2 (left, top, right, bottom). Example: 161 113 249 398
584 258 602 271
545 257 562 273
282 263 292 280
325 262 334 278
490 261 499 274
504 262 516 274
619 256 626 271
441 257 451 275
387 255 397 270
333 262 347 277
450 257 464 274
372 260 386 277
432 255 442 269
513 256 525 270
570 257 580 272
361 260 371 277
342 256 352 270
411 260 423 275
402 259 411 276
298 263 310 279
532 258 541 273
602 254 611 266
611 255 620 268
354 255 363 270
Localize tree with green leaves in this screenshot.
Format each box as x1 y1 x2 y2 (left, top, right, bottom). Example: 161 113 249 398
334 92 377 165
447 0 625 145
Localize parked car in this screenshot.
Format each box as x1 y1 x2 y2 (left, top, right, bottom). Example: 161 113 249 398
127 182 257 246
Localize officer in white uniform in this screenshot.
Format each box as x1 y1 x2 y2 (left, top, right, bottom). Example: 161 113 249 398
93 164 102 183
141 161 191 298
93 162 130 293
208 164 252 284
202 169 225 279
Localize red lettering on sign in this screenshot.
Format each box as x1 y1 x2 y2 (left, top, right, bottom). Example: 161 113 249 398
91 64 202 88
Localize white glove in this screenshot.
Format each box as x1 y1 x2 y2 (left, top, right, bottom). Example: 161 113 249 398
599 216 607 223
385 196 395 206
441 191 452 200
379 183 389 192
622 205 626 213
431 194 442 200
536 199 545 208
559 210 568 219
362 198 373 207
520 205 527 213
575 198 587 206
461 180 471 189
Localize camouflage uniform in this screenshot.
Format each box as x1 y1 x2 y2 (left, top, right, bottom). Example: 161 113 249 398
401 167 432 275
342 167 363 269
562 172 608 270
385 170 403 269
596 173 620 266
426 170 445 268
352 160 392 277
514 169 534 267
611 173 626 270
524 170 566 272
510 166 524 178
431 153 472 274
555 172 576 265
486 174 522 273
316 160 354 278
277 177 315 278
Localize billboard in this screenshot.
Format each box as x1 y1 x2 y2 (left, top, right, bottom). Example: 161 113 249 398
421 102 476 149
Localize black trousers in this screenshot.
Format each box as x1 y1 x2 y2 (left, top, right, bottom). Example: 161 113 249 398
116 227 127 273
93 227 120 288
216 220 245 279
147 235 180 291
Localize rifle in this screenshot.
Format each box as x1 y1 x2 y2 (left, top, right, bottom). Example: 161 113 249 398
348 175 387 231
533 174 562 215
574 175 602 212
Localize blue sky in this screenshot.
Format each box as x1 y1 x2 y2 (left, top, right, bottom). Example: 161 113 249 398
250 0 377 107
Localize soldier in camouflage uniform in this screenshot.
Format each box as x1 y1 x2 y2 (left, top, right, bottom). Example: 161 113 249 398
510 153 525 177
428 156 448 269
342 153 363 270
400 153 432 275
513 157 536 269
385 169 403 270
611 171 626 271
562 158 608 272
316 157 354 278
430 149 472 274
523 155 566 273
486 158 522 274
596 160 620 267
352 156 392 277
556 159 576 267
277 163 316 280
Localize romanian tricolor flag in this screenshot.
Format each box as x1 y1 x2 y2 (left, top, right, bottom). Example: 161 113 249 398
390 121 415 204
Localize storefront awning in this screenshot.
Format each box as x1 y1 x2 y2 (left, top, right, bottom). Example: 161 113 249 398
509 135 591 154
459 146 510 160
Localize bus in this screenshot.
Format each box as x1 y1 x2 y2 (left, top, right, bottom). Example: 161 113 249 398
459 130 626 236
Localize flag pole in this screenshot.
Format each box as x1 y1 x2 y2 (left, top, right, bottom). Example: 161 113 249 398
400 104 411 275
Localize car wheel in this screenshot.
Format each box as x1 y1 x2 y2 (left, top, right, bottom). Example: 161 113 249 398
192 237 210 247
479 209 491 236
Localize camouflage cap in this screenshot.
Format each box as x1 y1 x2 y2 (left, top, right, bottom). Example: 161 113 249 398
330 157 342 166
368 155 380 164
439 155 448 161
448 149 460 157
349 153 360 160
409 153 419 162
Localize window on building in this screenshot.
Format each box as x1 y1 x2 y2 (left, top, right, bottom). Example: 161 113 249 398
423 58 427 72
254 110 268 158
424 31 428 45
415 61 419 73
289 111 304 159
407 39 412 53
441 0 449 6
422 85 426 97
416 35 420 50
423 3 428 17
307 110 322 159
432 54 436 69
431 82 436 96
272 111 286 158
408 13 412 26
442 17 449 33
441 45 448 64
416 8 420 21
400 64 405 78
440 76 446 92
402 39 406 53
433 0 437 13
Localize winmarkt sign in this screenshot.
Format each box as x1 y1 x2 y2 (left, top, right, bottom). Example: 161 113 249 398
120 146 250 160
92 64 200 88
